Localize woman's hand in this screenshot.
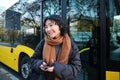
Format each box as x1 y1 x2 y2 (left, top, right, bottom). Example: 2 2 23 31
45 66 54 72
40 65 54 72
40 59 54 72
40 61 47 71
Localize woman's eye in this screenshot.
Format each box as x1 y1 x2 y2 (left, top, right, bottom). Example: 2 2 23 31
50 24 53 27
44 24 53 29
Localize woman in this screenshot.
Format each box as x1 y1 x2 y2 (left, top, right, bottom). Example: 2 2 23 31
30 14 81 80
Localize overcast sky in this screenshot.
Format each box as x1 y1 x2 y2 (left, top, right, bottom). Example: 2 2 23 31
0 0 19 14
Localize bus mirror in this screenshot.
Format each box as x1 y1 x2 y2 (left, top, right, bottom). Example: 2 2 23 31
5 9 21 30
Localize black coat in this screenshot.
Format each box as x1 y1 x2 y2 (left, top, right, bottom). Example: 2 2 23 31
30 39 81 80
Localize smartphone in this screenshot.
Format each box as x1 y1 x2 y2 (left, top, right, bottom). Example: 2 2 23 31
40 65 50 69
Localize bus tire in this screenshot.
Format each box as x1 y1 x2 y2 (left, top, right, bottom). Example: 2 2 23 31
19 56 31 80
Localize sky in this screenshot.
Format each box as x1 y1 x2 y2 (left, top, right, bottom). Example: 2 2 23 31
0 0 19 14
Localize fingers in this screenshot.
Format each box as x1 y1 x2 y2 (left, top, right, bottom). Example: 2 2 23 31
42 66 54 72
41 68 48 71
42 61 47 66
40 65 54 72
46 66 54 72
40 59 54 72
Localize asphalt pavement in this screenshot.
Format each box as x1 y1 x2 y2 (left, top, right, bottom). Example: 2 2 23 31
0 65 19 80
0 69 12 80
0 68 13 80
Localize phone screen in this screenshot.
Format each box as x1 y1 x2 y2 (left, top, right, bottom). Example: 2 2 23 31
40 65 50 69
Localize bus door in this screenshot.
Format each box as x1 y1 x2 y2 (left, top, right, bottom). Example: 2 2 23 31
106 0 120 80
68 0 101 80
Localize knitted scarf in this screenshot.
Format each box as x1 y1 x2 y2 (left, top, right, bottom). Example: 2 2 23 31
42 33 71 80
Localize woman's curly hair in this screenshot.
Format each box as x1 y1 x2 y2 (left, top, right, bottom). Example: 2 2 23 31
43 14 68 36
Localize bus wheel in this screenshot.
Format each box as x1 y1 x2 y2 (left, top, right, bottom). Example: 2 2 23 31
19 56 31 79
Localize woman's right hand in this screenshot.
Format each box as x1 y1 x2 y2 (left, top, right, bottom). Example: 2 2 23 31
40 59 54 72
40 61 48 71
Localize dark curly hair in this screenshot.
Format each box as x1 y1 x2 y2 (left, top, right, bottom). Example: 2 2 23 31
43 14 68 36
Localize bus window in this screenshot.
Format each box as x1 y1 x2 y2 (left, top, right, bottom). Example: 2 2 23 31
68 0 99 80
68 0 97 50
0 10 40 49
110 16 120 61
107 0 120 71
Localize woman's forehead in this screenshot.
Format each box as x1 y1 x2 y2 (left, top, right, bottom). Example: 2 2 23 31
45 20 55 24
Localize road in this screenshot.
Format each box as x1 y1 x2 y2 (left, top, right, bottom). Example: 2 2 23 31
0 63 23 80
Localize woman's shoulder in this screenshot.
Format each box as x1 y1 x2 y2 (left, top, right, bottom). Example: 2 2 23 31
70 39 79 53
40 39 45 43
35 39 45 49
38 39 45 45
71 39 78 48
69 39 80 60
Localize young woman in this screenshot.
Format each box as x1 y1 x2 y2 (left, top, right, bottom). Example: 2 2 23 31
30 15 81 80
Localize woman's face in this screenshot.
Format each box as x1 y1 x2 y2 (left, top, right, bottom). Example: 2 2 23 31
44 20 60 38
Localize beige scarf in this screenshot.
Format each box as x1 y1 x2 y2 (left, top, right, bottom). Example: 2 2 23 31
42 33 71 80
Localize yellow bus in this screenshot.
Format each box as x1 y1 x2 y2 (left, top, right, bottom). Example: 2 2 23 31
0 0 120 80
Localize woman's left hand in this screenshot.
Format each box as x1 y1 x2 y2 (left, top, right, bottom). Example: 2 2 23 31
46 66 54 72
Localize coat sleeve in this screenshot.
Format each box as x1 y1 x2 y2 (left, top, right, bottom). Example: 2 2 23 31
31 39 44 73
54 41 81 80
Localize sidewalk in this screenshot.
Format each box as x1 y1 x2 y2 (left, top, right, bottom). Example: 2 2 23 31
0 68 19 80
0 68 12 80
